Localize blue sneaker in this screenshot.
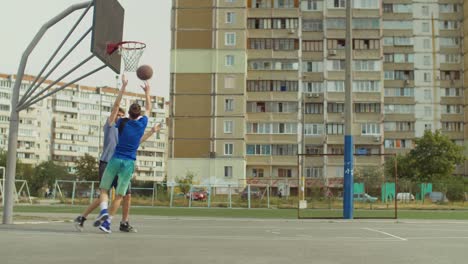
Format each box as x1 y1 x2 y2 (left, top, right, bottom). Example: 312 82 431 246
99 219 112 233
94 209 109 227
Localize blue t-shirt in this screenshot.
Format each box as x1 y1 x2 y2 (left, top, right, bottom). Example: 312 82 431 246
113 116 148 160
100 122 118 162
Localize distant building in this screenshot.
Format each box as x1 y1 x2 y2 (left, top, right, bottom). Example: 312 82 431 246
0 73 168 182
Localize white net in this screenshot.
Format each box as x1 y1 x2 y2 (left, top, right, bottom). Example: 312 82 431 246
118 41 146 72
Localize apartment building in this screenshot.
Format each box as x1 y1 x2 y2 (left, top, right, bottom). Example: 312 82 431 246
169 0 466 191
0 73 168 182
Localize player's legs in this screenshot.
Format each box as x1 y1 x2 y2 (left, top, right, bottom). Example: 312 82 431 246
97 158 121 229
74 161 107 231
99 158 134 233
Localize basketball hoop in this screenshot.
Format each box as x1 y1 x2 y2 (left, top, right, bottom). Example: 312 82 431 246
107 41 146 72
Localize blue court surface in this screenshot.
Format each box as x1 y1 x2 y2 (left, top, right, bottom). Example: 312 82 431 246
0 213 467 264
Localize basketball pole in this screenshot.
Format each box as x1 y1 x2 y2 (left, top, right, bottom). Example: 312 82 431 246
3 1 93 224
343 0 354 219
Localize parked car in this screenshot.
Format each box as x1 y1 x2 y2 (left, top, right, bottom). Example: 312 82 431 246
353 193 378 203
397 192 415 202
241 187 262 199
425 192 448 203
186 187 208 201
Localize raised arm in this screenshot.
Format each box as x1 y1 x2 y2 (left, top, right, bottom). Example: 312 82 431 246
140 81 151 115
140 123 161 144
108 74 128 126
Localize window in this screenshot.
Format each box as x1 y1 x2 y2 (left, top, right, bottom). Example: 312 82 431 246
440 21 459 30
423 56 430 65
246 122 271 133
305 145 323 154
224 166 233 177
442 105 463 114
252 168 264 178
384 139 413 149
383 21 413 30
278 168 293 178
353 19 380 29
328 0 345 8
327 18 345 29
303 61 323 72
303 20 323 31
305 167 323 178
327 81 344 92
252 0 272 8
302 40 323 51
439 4 460 13
354 103 381 113
353 81 381 92
302 0 322 11
328 60 345 71
303 82 323 93
442 88 462 97
226 12 235 24
424 106 432 116
361 123 380 135
225 33 236 46
246 144 271 155
441 54 460 63
327 123 344 135
440 71 460 81
353 39 379 50
224 120 233 133
423 39 430 49
225 55 234 66
276 0 294 8
225 99 234 111
328 39 346 49
422 6 429 16
442 122 463 132
384 122 414 132
224 143 233 155
424 90 432 100
272 144 297 156
353 0 379 9
304 103 323 114
224 76 235 89
440 38 459 47
384 104 415 114
328 103 344 113
247 80 298 92
384 87 414 97
354 60 380 71
304 124 324 135
422 22 429 33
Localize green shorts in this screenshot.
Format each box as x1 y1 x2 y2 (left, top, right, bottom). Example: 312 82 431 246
99 157 135 196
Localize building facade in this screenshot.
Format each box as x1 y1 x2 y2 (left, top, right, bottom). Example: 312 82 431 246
0 73 168 182
169 0 466 190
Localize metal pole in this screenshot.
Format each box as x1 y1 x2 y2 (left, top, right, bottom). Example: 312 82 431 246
98 88 103 156
343 0 354 219
1 166 5 207
3 1 94 224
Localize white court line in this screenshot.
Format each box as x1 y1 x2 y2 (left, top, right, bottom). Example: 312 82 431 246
362 228 407 241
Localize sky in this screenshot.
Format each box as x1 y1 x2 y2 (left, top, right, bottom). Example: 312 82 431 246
0 0 171 98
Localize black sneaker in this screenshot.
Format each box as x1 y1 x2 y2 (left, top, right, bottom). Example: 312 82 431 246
119 221 137 233
74 216 86 232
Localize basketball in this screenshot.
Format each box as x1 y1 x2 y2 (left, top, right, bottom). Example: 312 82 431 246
136 65 153 80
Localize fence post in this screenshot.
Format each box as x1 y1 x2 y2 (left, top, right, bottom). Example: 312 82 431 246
248 184 251 209
152 181 156 207
71 181 76 205
228 184 232 208
267 184 270 209
169 185 174 208
207 184 211 208
90 181 94 204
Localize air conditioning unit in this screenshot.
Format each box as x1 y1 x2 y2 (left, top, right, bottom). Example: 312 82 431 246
328 49 337 56
373 136 381 142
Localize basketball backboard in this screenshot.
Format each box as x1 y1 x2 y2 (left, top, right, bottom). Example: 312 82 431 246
91 0 125 74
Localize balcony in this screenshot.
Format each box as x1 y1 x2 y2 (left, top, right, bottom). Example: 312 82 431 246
246 92 298 101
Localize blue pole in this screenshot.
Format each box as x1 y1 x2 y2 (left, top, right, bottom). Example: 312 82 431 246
343 136 354 219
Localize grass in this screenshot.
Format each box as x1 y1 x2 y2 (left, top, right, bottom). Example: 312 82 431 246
3 205 468 220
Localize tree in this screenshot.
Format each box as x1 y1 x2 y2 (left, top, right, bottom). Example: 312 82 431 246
176 171 194 195
24 161 71 196
75 153 99 181
408 130 465 182
384 154 417 181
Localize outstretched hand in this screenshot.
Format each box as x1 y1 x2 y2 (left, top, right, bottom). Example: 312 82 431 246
140 81 150 93
151 123 161 133
121 74 128 88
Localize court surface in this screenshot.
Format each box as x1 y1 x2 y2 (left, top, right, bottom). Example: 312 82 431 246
0 213 467 264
